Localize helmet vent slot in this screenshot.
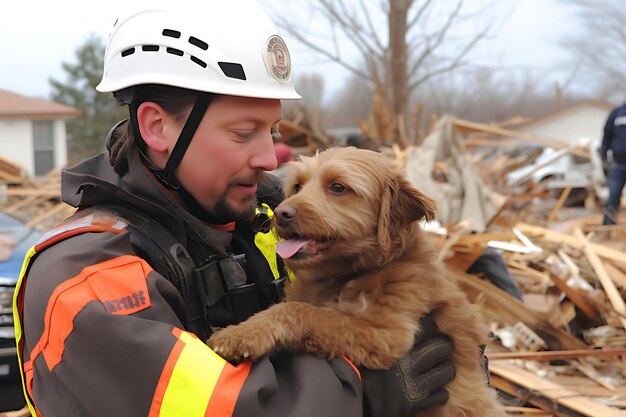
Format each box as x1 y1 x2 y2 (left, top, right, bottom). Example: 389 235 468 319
121 48 135 57
166 47 184 57
142 45 159 52
189 36 208 51
162 29 181 39
218 62 246 80
190 56 207 68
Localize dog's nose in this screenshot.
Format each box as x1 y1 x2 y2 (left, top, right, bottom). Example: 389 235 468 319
274 204 296 226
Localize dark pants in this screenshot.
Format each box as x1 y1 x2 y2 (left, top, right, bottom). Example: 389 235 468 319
603 164 626 225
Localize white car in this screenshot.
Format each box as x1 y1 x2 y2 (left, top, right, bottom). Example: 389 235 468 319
506 139 608 203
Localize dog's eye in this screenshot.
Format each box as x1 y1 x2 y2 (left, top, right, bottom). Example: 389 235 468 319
329 183 346 194
293 184 302 193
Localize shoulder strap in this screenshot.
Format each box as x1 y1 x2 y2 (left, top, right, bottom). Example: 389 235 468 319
101 204 214 340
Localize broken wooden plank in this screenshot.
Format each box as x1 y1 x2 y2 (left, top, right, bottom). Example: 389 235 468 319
446 265 589 350
25 202 70 229
2 189 60 198
604 262 626 288
488 347 626 361
452 118 590 158
515 223 626 264
547 186 573 223
490 361 624 417
573 228 626 331
546 270 599 320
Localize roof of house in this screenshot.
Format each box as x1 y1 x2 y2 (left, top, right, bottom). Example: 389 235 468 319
0 89 81 119
515 99 614 132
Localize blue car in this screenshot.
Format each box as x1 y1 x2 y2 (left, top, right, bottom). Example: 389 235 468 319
0 211 43 412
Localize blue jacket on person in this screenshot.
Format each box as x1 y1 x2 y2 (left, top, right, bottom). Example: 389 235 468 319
600 103 626 165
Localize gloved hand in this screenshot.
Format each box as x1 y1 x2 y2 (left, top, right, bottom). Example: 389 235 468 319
361 313 455 417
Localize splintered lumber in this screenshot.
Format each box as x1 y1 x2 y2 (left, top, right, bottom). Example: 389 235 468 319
445 266 588 350
546 270 599 320
451 118 590 158
547 186 572 223
490 361 625 417
2 188 60 198
488 347 626 361
605 263 626 288
573 228 626 330
24 202 71 229
0 154 23 177
515 223 626 264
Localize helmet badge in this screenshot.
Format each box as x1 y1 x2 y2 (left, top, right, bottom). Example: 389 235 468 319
265 35 291 83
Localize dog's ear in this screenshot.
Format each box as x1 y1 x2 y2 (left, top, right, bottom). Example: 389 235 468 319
377 175 437 251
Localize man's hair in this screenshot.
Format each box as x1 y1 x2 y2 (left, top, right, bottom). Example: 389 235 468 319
108 84 201 174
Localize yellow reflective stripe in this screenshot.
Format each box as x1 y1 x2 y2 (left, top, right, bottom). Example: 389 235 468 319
160 331 226 416
12 245 39 417
254 204 281 279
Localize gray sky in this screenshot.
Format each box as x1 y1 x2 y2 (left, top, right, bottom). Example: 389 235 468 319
0 0 575 101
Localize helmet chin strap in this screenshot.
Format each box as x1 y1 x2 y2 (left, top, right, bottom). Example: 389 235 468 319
134 93 214 190
128 92 229 223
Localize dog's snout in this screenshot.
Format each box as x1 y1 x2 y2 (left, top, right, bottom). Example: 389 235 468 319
274 204 297 226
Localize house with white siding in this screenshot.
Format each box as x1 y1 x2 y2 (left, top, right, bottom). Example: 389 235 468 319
0 89 80 177
516 99 614 147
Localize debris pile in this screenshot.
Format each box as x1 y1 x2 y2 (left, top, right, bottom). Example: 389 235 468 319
400 116 626 416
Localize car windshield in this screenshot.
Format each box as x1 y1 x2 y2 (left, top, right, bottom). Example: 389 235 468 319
0 211 43 285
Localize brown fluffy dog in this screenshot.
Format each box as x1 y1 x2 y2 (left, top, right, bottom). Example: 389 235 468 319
208 147 507 417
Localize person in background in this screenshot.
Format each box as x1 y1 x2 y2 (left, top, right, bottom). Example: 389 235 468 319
599 94 626 226
13 2 457 416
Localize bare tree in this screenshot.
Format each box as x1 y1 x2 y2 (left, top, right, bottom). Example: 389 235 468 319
560 0 626 102
268 0 493 146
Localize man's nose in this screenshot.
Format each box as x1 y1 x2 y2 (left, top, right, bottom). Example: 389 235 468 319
250 131 278 171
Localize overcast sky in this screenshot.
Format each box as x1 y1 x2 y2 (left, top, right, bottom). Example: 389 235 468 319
0 0 576 101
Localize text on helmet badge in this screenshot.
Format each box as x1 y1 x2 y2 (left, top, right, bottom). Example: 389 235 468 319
264 35 291 83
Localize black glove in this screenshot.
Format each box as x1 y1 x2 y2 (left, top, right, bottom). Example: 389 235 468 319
361 313 455 417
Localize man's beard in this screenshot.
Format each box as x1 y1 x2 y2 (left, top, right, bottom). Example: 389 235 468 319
210 194 257 224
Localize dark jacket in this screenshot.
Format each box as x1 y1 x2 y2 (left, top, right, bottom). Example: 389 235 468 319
14 145 362 417
600 103 626 165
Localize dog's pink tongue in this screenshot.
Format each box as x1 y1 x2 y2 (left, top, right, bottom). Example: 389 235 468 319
276 239 309 259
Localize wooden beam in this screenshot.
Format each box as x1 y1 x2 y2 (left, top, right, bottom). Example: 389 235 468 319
547 186 572 223
446 266 588 350
488 347 626 361
25 202 70 228
515 223 626 264
452 118 590 158
546 270 599 320
490 361 625 417
2 189 60 197
573 228 626 330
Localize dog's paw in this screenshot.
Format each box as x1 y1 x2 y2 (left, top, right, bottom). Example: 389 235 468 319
207 325 271 362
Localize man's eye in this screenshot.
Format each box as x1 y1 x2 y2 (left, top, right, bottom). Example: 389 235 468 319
329 183 346 194
233 130 255 139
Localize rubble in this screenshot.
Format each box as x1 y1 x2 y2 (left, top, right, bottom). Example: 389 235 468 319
402 116 626 416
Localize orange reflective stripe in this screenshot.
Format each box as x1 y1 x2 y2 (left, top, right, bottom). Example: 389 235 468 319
150 328 251 417
149 332 186 417
29 255 152 371
340 355 361 380
204 357 251 416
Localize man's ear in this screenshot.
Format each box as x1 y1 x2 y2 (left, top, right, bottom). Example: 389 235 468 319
136 102 170 153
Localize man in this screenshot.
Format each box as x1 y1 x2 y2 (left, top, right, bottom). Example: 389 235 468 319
600 95 626 225
13 2 455 416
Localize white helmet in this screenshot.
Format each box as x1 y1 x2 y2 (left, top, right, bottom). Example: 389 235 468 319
97 1 300 100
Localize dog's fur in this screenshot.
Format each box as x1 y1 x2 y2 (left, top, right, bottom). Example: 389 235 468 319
208 147 507 417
